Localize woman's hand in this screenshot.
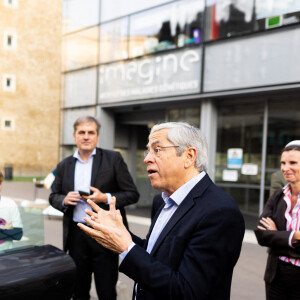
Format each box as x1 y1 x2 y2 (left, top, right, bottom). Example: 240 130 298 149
257 217 278 231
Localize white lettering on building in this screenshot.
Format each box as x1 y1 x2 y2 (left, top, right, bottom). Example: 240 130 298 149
99 48 202 101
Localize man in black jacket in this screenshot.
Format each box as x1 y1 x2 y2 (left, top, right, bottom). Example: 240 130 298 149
49 116 139 300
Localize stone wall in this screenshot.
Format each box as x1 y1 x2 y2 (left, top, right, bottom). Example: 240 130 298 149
0 0 62 176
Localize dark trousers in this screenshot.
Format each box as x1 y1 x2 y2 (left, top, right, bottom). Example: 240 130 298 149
69 222 118 300
266 260 300 300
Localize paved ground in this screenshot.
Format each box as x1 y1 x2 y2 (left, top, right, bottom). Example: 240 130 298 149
2 181 268 299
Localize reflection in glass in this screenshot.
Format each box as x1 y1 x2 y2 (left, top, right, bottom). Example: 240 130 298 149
99 18 129 63
129 0 204 57
63 0 100 34
205 0 300 41
255 0 300 30
205 0 255 40
256 0 300 19
63 26 99 71
100 0 172 23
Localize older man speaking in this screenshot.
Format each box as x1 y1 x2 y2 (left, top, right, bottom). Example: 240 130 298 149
78 122 245 300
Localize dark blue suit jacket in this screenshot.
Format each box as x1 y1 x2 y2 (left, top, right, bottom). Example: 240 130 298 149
49 147 139 251
119 174 245 300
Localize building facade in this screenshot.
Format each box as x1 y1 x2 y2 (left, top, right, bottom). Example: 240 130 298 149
0 0 62 177
62 0 300 227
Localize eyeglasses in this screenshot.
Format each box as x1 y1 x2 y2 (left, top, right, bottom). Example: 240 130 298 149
144 146 179 158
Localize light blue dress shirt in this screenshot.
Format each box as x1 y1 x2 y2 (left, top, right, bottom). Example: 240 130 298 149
72 148 96 223
120 171 206 260
62 148 112 223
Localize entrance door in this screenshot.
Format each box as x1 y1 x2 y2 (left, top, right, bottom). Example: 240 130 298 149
114 108 165 207
215 101 265 228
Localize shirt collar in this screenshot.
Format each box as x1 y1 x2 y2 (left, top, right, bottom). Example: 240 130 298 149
162 171 206 206
283 183 300 198
73 148 96 162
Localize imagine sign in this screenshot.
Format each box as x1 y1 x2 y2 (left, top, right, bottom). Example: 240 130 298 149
99 47 202 103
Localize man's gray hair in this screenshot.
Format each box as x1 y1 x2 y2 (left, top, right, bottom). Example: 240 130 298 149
150 122 208 172
73 116 101 134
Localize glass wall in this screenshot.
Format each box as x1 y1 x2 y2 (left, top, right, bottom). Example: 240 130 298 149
62 0 300 71
256 0 300 30
205 0 255 40
129 0 205 57
100 0 172 23
63 0 100 34
205 0 300 41
215 96 300 227
64 68 97 107
99 17 129 63
215 101 264 217
63 26 99 71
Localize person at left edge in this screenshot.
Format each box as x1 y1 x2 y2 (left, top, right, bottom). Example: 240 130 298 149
49 116 139 300
0 170 23 251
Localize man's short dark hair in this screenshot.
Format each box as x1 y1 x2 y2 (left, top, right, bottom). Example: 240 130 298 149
0 171 3 184
73 116 101 134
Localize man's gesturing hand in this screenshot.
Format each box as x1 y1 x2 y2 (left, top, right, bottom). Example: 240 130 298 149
77 197 133 254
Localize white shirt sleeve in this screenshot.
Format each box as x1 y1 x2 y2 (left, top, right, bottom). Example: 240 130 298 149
119 242 135 261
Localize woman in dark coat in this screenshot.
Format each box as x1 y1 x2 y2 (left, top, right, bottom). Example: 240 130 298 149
255 140 300 300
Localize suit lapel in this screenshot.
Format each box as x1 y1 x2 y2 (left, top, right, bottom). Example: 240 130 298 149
150 174 212 255
91 148 102 187
68 157 76 191
276 192 288 230
150 195 194 255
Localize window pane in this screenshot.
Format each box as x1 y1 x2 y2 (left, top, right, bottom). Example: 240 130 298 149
63 26 98 71
63 0 99 34
5 120 11 127
129 0 204 57
205 0 255 40
63 68 97 108
100 0 173 23
205 0 300 41
266 97 300 190
215 101 264 216
255 0 300 30
167 107 200 127
99 18 128 63
204 28 300 92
